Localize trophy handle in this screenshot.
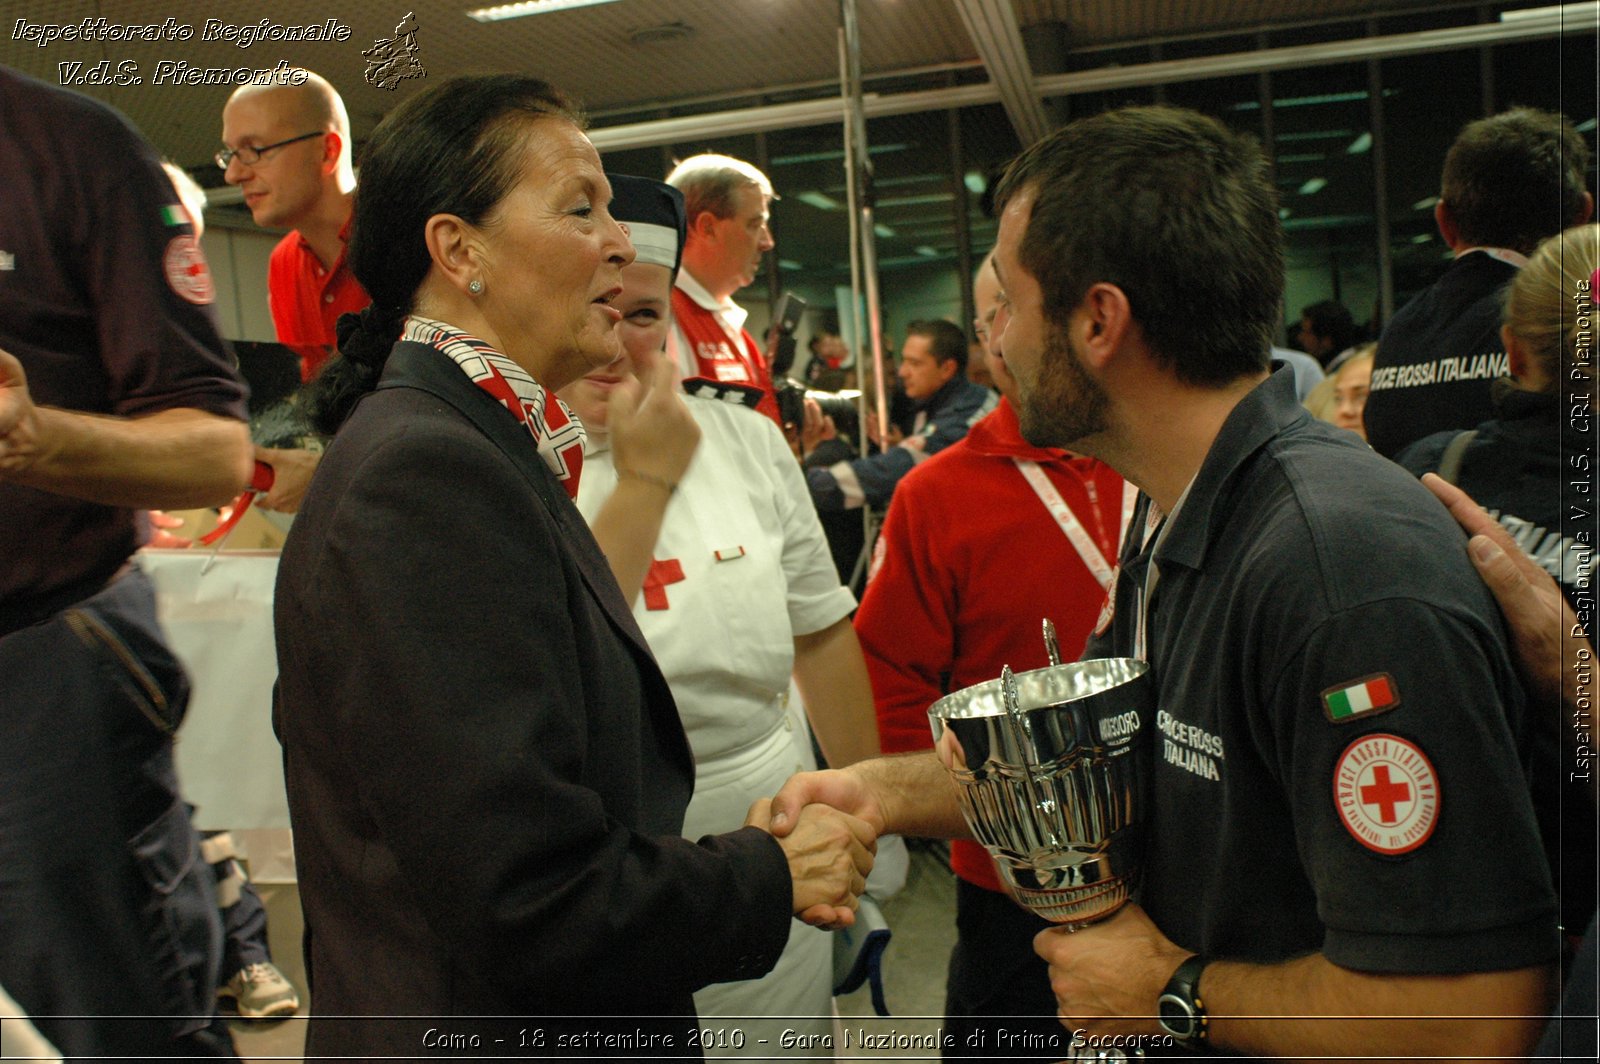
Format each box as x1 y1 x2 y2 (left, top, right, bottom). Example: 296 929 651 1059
1043 617 1062 666
1000 665 1059 848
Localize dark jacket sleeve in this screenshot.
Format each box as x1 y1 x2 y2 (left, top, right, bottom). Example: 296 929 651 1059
278 409 791 1007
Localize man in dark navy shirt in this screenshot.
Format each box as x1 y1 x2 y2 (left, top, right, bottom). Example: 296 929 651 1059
772 105 1558 1060
1365 108 1592 458
0 65 252 1058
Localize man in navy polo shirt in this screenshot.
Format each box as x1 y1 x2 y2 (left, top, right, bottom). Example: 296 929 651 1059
773 105 1558 1059
0 65 253 1057
1365 108 1591 458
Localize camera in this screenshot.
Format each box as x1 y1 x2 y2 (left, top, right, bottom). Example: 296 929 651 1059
768 291 809 432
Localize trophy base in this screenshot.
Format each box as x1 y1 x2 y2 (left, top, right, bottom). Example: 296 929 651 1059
1001 866 1137 927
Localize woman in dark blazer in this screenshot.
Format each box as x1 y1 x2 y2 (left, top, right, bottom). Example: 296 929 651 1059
272 75 874 1060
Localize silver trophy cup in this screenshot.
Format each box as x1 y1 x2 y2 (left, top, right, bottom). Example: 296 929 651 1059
929 653 1150 927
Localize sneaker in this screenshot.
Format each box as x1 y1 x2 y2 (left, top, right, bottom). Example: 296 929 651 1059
218 961 301 1020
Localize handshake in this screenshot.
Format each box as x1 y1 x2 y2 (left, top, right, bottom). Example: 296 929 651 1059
746 766 897 932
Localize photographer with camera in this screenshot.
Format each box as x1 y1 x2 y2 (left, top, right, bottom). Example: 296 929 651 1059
804 320 995 512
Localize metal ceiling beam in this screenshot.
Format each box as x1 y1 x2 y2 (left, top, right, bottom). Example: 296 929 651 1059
576 10 1578 153
951 0 1055 149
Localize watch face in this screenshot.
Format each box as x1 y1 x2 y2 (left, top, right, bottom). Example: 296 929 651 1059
1157 992 1198 1039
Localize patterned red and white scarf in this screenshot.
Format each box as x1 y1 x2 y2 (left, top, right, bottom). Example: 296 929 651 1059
403 316 585 498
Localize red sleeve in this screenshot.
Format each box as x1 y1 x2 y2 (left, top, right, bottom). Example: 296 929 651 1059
853 472 957 755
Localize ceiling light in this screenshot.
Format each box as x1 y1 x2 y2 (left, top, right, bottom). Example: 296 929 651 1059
778 259 804 271
915 245 940 257
628 21 695 45
1346 132 1372 154
874 224 896 238
1233 91 1369 112
1412 195 1440 211
1411 233 1433 243
795 191 842 211
964 171 987 195
1578 118 1598 133
1299 177 1328 195
770 143 910 166
878 192 954 207
467 0 621 20
1277 129 1357 143
1276 153 1328 164
1499 3 1599 22
1279 207 1292 220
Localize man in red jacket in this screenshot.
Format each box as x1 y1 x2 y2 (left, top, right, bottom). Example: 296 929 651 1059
853 253 1130 1059
664 153 782 427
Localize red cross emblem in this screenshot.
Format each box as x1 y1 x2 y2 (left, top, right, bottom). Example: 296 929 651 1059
163 235 214 305
1359 765 1410 824
1333 734 1439 856
642 558 684 611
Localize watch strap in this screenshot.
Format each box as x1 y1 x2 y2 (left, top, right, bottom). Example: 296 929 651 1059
1159 954 1210 1045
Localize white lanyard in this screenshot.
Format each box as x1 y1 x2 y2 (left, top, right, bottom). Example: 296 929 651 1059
1133 502 1165 662
1013 460 1136 591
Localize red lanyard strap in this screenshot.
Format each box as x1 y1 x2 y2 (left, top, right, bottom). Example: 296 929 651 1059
197 460 275 547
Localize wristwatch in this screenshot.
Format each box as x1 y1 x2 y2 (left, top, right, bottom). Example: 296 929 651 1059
1156 954 1210 1047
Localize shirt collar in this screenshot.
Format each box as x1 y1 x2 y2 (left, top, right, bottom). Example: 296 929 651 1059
965 397 1062 461
1455 246 1529 269
292 212 356 268
675 269 749 333
1151 363 1301 574
919 372 967 411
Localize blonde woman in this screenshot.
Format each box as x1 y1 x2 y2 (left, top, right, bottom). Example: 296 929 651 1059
1304 342 1375 440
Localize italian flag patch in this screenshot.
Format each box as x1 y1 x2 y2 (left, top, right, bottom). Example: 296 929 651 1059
160 205 187 227
1322 673 1399 723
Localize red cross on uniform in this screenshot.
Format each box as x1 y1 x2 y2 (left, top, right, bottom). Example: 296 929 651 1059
642 558 684 611
1359 764 1411 824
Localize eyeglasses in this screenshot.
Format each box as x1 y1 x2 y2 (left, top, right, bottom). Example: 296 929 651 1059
215 131 322 170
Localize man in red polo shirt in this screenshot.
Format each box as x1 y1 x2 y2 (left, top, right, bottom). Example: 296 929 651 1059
220 69 368 383
664 153 782 427
854 254 1129 1057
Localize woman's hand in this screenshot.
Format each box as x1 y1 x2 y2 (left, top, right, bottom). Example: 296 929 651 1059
748 798 876 930
607 358 699 489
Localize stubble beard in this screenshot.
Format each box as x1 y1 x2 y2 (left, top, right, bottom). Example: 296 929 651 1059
1015 323 1109 451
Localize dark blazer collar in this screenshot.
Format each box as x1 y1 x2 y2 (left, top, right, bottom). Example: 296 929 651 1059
374 340 657 661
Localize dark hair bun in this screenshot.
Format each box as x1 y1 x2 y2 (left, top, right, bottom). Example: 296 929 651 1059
302 305 401 434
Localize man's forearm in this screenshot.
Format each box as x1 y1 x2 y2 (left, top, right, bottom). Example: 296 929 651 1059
856 750 969 839
1204 953 1553 1062
7 406 251 509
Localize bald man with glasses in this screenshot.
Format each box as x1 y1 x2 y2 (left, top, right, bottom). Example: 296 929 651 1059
220 69 368 384
216 70 367 512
